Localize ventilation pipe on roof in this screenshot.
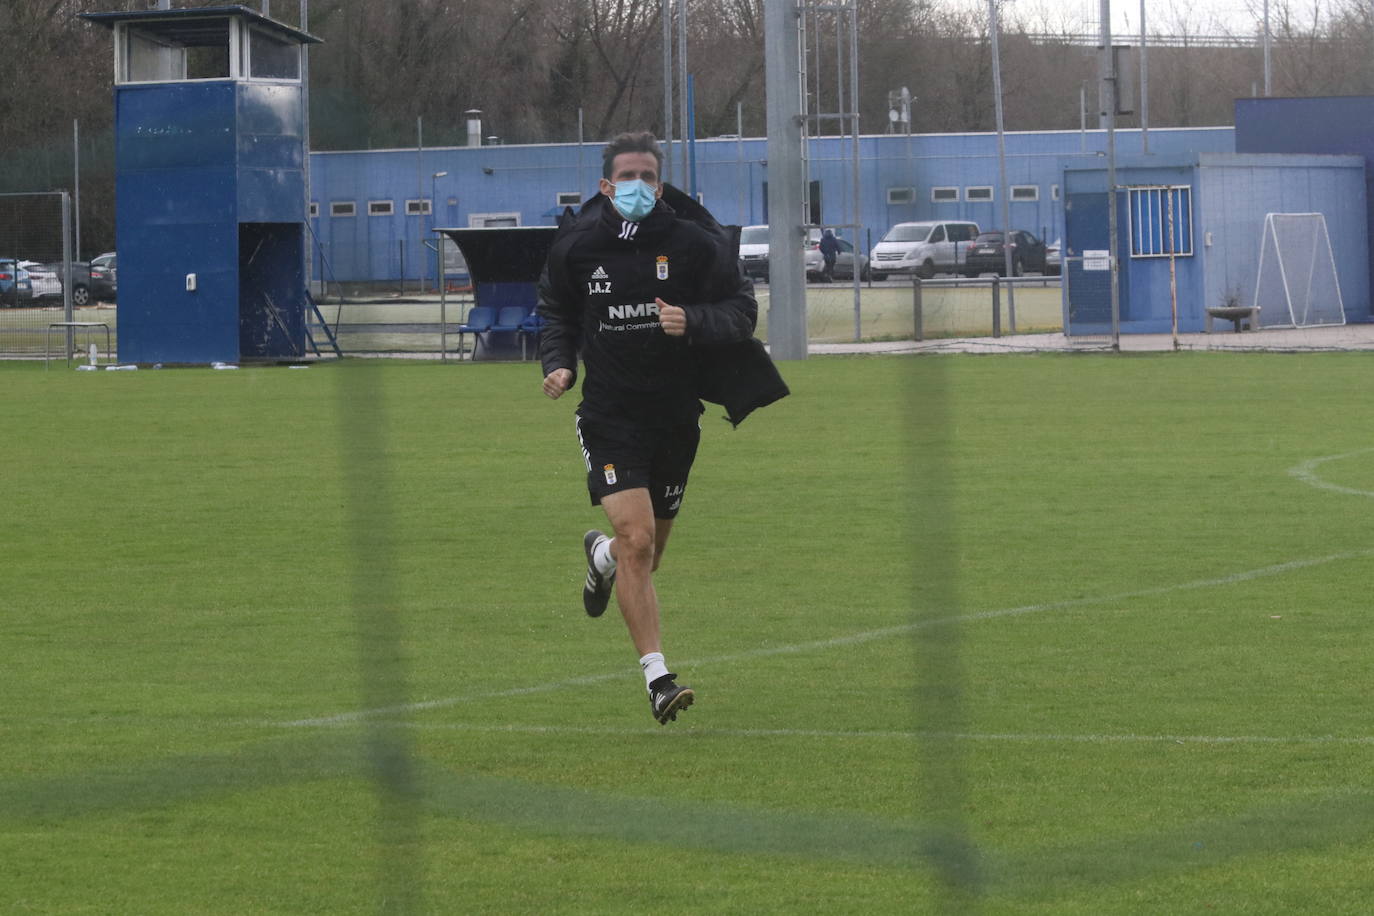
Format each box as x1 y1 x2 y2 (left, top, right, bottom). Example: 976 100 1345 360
465 110 482 147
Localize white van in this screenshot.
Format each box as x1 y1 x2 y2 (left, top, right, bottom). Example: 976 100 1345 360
737 225 771 280
735 225 828 281
871 221 979 279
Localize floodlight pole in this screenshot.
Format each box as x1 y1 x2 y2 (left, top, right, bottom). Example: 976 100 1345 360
989 0 1015 331
1100 0 1120 349
764 0 807 360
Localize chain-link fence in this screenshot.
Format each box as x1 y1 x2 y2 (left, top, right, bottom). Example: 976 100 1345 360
762 276 1064 344
0 191 116 360
300 276 1065 359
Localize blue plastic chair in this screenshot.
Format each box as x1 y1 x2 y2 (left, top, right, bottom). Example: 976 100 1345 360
490 305 528 334
455 306 495 360
518 310 545 361
487 306 530 361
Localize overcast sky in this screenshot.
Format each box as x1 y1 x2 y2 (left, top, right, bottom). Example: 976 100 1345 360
942 0 1271 37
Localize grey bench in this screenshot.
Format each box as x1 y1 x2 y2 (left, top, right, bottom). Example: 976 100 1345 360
1205 305 1261 333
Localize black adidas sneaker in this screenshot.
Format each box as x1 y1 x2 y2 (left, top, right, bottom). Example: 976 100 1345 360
582 529 615 617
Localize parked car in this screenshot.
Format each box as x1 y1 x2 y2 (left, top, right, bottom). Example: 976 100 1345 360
47 255 118 306
963 230 1049 277
870 220 980 279
18 260 61 299
804 232 870 281
1045 238 1061 275
738 226 868 282
0 259 34 305
738 225 771 279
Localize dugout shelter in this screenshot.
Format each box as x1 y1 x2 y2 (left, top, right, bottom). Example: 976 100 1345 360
82 6 321 364
436 226 557 360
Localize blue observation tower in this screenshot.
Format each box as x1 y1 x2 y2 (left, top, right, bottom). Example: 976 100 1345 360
82 6 321 364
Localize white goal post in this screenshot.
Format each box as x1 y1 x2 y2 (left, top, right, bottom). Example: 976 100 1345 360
1252 212 1346 328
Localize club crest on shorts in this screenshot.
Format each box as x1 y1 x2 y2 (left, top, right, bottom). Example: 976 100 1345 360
603 463 617 485
655 255 669 280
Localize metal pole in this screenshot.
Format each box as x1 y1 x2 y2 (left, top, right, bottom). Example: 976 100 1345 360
989 0 1015 331
440 231 448 362
431 172 442 292
62 192 73 329
577 108 585 191
677 0 688 190
913 276 923 341
991 275 1001 338
302 0 312 296
1168 188 1178 350
662 0 673 184
687 75 697 197
737 102 745 225
764 0 807 360
1101 0 1120 349
1140 0 1149 154
1080 83 1087 153
1263 0 1272 96
72 120 81 266
416 116 424 293
835 8 843 140
848 1 862 341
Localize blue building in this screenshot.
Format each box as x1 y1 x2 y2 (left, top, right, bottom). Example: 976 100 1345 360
1062 151 1368 334
305 126 1236 289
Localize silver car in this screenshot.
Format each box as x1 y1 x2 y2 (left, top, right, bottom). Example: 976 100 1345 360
804 233 870 281
19 261 61 299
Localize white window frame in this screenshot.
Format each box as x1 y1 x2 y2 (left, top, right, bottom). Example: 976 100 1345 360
330 201 356 218
115 18 242 84
966 186 994 202
244 23 301 83
1127 185 1194 258
309 202 319 218
368 200 394 216
1051 184 1061 201
113 17 301 85
468 211 522 228
887 187 916 205
405 199 432 216
555 191 583 207
931 186 959 203
1010 185 1040 202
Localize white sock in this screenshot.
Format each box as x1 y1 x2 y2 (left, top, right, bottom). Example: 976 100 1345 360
640 652 669 688
593 536 617 575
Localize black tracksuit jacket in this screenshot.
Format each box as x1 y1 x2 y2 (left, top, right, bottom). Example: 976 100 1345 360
537 185 788 428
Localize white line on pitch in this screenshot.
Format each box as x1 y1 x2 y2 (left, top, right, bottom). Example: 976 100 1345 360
277 549 1374 728
295 720 1374 747
1288 447 1374 498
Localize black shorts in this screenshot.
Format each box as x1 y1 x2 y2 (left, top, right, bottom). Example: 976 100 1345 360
574 415 701 520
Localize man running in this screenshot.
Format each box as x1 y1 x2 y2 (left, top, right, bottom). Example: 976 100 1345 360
537 131 787 725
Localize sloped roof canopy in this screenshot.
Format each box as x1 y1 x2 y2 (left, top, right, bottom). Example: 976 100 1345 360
81 5 322 45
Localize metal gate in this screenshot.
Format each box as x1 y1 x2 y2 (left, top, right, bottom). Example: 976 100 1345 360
1062 188 1127 342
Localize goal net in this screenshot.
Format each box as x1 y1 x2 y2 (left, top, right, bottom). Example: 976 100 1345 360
1253 213 1346 328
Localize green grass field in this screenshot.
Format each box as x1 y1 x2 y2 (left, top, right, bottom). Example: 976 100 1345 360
3 353 1373 913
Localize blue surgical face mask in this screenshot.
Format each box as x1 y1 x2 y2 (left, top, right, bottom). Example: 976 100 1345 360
611 179 658 222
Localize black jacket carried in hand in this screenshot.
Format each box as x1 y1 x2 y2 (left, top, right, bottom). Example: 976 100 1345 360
537 184 789 428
